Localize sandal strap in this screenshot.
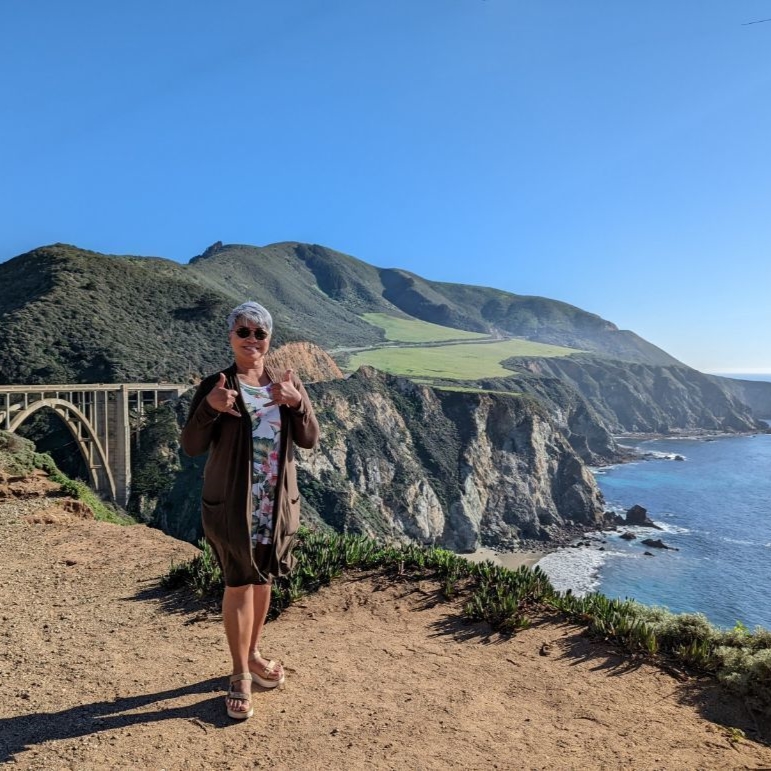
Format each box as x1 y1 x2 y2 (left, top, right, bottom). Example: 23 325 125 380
251 659 282 677
229 671 253 683
227 689 251 701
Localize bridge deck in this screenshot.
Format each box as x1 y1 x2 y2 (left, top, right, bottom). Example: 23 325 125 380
0 383 189 394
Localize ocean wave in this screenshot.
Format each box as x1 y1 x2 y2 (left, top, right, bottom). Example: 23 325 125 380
589 463 638 475
722 537 764 547
536 547 623 596
610 522 689 536
654 522 690 535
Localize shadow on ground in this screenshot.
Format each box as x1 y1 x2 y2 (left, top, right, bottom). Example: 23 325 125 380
0 678 232 764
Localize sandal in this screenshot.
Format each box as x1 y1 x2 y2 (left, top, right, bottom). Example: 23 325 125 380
226 672 254 720
250 650 286 689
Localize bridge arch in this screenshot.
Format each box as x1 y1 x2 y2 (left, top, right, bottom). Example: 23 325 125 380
10 398 117 500
1 383 187 505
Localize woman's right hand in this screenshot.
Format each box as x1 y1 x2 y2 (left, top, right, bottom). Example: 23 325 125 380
206 373 241 416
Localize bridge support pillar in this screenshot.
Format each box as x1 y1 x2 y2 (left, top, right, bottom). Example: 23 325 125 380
108 385 132 507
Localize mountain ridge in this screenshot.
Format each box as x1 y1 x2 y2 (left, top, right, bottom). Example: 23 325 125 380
1 240 684 386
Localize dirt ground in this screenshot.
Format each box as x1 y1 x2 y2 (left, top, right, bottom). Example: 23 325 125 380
1 484 771 770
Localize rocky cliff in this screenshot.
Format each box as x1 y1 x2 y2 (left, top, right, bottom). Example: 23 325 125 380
299 367 606 551
710 376 771 422
502 356 766 434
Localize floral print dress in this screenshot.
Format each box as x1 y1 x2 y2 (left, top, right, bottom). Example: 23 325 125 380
240 381 282 546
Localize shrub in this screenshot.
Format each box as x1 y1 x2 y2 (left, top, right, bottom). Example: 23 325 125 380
48 469 135 525
163 539 222 596
716 647 771 719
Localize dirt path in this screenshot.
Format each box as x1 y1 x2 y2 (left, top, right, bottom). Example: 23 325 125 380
1 492 770 770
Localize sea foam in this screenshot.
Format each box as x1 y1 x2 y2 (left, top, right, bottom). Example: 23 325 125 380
537 547 629 596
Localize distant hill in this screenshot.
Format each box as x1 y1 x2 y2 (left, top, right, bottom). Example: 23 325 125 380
0 241 683 385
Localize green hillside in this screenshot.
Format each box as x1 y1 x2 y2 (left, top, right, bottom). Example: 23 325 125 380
0 239 699 386
0 245 238 383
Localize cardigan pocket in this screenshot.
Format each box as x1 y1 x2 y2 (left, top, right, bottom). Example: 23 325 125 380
201 499 228 544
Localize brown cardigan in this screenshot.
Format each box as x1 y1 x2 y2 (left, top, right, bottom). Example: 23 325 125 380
181 363 319 586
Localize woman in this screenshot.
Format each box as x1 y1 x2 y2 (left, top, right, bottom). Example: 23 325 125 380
181 300 319 719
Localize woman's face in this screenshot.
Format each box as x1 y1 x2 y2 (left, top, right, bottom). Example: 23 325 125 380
229 317 271 365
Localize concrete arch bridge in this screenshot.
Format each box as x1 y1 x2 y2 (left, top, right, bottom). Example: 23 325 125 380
0 383 189 506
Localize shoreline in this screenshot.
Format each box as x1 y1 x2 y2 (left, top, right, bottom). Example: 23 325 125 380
592 428 771 469
613 426 770 444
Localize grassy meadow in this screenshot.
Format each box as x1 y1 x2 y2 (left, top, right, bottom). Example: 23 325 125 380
346 336 582 380
362 312 489 343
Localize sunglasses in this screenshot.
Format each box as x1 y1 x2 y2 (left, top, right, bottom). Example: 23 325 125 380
234 326 269 340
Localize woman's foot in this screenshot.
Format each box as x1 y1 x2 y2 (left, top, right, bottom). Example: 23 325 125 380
226 672 254 719
249 650 285 688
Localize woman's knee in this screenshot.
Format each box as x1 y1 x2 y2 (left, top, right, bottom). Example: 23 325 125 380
224 583 253 600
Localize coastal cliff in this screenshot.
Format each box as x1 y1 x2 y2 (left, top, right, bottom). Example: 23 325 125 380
4 242 765 555
710 375 771 421
300 367 605 551
504 356 766 434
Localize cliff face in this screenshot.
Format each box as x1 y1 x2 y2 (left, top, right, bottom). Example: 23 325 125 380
710 376 771 421
507 357 765 434
476 374 621 465
300 367 605 551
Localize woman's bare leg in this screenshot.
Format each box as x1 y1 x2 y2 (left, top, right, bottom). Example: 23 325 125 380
222 584 254 713
248 583 284 683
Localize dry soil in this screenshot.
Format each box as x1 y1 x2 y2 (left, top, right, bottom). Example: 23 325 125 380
1 479 770 770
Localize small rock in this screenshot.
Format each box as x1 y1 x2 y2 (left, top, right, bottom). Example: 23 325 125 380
625 504 662 529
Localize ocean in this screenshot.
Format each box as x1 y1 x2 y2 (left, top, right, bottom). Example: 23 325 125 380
538 384 771 630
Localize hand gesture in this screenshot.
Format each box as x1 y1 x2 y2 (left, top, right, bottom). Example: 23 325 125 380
206 373 240 416
266 369 302 409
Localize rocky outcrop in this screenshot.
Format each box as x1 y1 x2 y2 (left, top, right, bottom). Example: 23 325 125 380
477 373 623 465
624 504 660 528
300 367 606 551
266 342 343 383
641 538 678 551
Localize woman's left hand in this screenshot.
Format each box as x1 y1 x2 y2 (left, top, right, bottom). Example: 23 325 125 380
266 369 302 409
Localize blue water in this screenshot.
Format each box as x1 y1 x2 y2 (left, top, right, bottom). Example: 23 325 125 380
540 431 771 630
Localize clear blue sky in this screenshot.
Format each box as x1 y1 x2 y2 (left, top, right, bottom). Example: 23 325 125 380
2 1 770 373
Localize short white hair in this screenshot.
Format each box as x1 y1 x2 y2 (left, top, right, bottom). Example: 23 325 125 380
227 301 273 333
